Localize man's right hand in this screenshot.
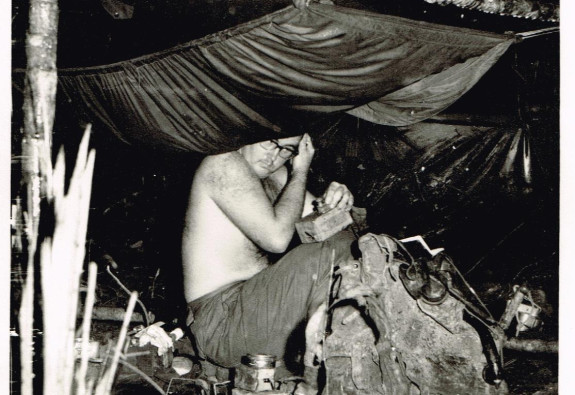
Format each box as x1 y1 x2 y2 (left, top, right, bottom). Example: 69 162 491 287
292 133 315 175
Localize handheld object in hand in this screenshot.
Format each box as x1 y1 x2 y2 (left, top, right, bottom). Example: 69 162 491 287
295 208 353 243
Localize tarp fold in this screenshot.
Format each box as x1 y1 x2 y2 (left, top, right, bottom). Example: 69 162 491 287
58 3 513 153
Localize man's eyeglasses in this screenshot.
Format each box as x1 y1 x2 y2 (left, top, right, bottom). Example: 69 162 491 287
260 140 299 159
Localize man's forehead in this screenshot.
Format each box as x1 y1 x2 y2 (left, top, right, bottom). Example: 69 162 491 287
276 135 302 146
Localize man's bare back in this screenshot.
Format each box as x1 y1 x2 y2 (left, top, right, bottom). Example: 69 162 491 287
182 151 279 301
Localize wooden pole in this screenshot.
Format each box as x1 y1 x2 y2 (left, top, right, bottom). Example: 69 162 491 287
19 0 58 394
22 0 58 246
90 307 148 324
504 338 558 353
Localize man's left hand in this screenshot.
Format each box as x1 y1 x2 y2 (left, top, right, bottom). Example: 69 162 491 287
316 182 354 213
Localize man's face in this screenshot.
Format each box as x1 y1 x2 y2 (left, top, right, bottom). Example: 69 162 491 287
240 136 302 179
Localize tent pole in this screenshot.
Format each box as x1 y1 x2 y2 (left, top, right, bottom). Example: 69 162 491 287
515 27 560 41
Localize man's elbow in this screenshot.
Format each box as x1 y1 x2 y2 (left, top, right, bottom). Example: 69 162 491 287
262 235 291 254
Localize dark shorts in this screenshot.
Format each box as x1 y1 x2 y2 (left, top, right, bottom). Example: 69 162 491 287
187 231 357 369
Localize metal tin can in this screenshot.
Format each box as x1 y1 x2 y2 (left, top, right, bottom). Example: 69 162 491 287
244 354 276 369
235 354 277 392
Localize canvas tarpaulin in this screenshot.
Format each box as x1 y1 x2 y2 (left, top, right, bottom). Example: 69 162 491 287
58 3 514 154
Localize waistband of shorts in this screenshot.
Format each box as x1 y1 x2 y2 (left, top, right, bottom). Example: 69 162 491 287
187 280 244 313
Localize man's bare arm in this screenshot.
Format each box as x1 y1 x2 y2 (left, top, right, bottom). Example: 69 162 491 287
266 166 315 217
202 151 310 253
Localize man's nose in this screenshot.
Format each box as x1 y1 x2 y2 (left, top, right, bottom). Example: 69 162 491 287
265 148 280 161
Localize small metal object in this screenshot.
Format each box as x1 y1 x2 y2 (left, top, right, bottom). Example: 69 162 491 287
516 303 542 333
213 380 232 394
244 354 276 369
235 354 277 392
500 285 542 335
499 286 527 330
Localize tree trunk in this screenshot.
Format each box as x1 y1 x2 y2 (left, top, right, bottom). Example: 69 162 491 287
19 0 58 394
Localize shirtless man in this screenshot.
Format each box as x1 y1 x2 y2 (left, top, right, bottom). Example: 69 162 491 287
179 134 502 395
182 133 356 372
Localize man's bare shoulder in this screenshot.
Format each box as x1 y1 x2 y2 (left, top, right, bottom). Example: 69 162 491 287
196 151 258 193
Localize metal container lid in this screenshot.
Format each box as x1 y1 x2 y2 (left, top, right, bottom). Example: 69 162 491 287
243 354 276 369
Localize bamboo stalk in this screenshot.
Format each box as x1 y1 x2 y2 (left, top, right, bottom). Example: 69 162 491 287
86 377 96 394
75 262 98 395
95 291 138 395
106 265 151 326
41 127 96 395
